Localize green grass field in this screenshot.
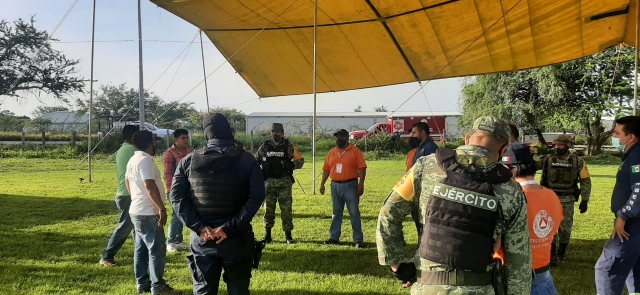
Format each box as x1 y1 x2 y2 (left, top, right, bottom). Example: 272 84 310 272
0 155 624 294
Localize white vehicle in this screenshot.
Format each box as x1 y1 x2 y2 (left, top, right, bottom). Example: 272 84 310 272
114 121 174 139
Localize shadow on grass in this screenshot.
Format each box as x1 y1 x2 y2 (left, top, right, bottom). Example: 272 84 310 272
553 238 607 295
292 213 380 221
589 174 618 179
260 246 391 278
0 194 114 229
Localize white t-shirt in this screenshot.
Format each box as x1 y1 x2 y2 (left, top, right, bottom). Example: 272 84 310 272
126 151 166 215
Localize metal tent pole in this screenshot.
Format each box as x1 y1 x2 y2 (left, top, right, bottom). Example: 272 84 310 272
88 0 97 182
312 0 318 194
138 0 145 129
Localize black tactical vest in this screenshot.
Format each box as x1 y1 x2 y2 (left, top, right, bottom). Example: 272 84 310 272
263 139 293 179
419 149 512 272
188 146 248 217
542 154 579 195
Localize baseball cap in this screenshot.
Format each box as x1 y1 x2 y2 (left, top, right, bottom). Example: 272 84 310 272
472 116 511 142
501 142 534 164
333 129 349 137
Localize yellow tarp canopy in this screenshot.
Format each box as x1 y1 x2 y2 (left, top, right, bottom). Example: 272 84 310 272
151 0 639 98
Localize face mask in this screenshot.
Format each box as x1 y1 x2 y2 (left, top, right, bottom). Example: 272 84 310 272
612 137 626 151
408 137 420 148
336 139 347 148
273 135 282 142
556 148 569 155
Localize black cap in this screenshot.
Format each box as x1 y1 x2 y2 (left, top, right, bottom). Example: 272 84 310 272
333 129 349 137
501 142 534 164
203 113 233 140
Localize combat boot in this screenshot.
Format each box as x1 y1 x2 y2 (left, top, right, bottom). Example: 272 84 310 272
550 243 559 267
285 231 295 244
263 228 272 243
558 243 569 263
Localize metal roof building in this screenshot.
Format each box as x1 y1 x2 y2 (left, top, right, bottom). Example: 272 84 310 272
35 111 89 133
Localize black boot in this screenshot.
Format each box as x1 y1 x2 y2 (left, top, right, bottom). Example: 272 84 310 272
550 243 559 267
285 231 295 244
263 228 272 243
558 243 569 263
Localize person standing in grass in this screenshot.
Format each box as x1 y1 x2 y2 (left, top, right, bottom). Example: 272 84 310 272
99 124 139 267
595 116 640 295
126 130 180 295
319 129 367 248
376 116 531 294
170 113 265 295
498 142 563 295
163 129 191 253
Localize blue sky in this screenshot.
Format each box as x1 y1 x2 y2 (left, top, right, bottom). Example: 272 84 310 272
1 0 463 118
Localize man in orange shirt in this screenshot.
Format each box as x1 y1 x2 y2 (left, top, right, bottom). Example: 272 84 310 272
320 129 367 248
500 142 563 295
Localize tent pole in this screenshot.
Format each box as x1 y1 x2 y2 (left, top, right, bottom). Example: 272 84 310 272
138 0 145 129
200 30 211 113
634 0 639 116
312 0 318 195
88 0 97 183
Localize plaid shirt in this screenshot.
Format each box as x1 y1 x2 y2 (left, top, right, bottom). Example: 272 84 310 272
163 144 191 191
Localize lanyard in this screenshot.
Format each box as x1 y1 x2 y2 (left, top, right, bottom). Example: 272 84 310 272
336 149 347 159
518 180 537 187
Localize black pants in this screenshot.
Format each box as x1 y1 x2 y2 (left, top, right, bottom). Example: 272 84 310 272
187 230 255 295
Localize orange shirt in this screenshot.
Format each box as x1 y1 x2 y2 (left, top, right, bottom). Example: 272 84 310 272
406 149 416 171
494 185 563 269
323 144 367 181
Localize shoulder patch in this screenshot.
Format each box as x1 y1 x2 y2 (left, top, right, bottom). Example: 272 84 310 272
633 165 640 173
393 166 415 201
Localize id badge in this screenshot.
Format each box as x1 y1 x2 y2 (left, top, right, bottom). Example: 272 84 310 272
336 163 343 174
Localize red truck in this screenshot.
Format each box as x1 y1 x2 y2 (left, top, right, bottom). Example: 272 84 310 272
349 115 447 141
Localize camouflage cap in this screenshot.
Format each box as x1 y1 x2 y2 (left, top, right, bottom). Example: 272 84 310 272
472 116 511 142
272 123 284 132
553 134 574 148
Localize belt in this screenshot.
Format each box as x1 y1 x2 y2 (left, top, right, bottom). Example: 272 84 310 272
332 178 357 183
417 269 492 286
534 265 550 274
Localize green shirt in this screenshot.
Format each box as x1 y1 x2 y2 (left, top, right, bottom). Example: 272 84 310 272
115 142 136 196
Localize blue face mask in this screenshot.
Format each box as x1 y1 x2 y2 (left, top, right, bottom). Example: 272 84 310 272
612 137 626 151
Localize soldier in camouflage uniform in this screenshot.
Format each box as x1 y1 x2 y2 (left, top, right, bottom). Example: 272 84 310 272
256 123 304 244
377 116 532 295
537 134 591 264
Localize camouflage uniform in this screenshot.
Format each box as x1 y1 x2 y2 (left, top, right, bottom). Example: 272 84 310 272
256 127 304 242
377 117 532 295
537 135 591 261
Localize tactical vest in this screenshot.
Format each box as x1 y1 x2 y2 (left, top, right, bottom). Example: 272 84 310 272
263 139 293 179
419 149 512 273
188 146 248 217
542 154 579 195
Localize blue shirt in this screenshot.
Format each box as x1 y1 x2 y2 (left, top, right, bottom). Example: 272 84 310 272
612 142 640 220
169 139 266 235
412 138 439 166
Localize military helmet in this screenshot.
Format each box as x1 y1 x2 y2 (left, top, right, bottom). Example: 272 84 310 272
553 134 574 148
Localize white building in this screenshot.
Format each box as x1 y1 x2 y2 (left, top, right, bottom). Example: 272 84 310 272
246 111 462 138
34 111 88 133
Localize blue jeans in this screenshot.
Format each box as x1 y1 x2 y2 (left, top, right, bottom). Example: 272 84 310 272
531 270 557 295
101 195 133 261
595 218 640 295
131 214 167 293
167 209 184 244
329 180 363 243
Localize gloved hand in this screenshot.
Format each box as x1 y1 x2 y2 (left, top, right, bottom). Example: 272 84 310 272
390 263 416 285
579 200 589 214
284 160 296 170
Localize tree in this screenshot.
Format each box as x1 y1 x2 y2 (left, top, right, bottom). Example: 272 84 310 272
27 118 52 133
0 109 30 132
353 105 362 112
458 46 635 155
182 107 247 133
0 17 84 104
373 105 388 112
32 105 70 117
75 84 197 131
